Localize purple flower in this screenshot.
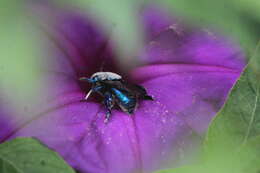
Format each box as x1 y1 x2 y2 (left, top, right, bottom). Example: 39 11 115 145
0 4 245 173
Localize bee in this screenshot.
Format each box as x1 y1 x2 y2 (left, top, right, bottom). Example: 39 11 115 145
79 72 153 123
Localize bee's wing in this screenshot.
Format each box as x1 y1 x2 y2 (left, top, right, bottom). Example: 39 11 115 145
122 83 153 100
101 80 153 100
101 80 130 92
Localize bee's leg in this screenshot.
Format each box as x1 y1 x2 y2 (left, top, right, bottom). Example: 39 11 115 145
104 110 111 124
103 92 114 123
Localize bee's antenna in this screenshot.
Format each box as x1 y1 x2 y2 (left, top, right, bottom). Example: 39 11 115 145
79 77 94 83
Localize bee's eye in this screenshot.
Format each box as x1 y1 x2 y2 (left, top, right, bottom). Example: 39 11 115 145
92 76 99 82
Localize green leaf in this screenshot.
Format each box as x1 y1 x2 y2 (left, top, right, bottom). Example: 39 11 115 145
204 43 260 154
237 135 260 173
154 165 200 173
0 138 75 173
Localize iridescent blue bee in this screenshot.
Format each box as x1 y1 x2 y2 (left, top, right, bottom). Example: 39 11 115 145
80 72 153 123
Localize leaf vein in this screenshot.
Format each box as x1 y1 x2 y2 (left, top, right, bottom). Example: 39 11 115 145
242 86 259 145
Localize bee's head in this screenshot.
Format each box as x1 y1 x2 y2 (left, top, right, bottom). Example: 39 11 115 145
79 72 122 84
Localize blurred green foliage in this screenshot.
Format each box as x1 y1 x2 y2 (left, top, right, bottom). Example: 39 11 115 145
232 0 260 21
159 0 260 55
0 0 43 115
155 136 260 173
62 0 144 70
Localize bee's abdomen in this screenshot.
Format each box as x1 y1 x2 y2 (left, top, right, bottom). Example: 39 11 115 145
111 88 136 114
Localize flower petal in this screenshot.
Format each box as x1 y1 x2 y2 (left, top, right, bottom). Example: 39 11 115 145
140 6 245 69
9 92 200 173
141 5 178 38
0 104 15 142
34 3 117 78
3 63 241 172
131 64 241 134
